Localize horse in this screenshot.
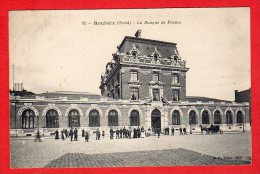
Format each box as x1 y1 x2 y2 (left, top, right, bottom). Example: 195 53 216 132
199 125 210 134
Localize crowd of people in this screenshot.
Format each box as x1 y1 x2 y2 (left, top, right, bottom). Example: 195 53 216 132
53 126 189 142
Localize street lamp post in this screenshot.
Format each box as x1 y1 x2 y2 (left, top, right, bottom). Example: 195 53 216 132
189 118 192 135
14 98 17 137
35 115 41 141
243 109 246 133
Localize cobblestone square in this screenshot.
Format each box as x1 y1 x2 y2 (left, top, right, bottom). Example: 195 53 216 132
10 132 251 168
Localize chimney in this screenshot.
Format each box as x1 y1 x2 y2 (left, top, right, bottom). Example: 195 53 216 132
135 29 142 38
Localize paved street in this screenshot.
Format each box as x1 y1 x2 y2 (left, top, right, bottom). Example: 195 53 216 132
10 132 251 168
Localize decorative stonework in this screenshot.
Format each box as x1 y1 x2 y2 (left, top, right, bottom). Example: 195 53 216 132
105 106 122 118
42 104 62 117
170 106 183 117
235 107 245 116
65 105 83 117
129 44 141 55
128 105 143 118
86 105 103 118
17 105 39 117
187 107 200 117
200 106 212 117
212 108 224 117
151 47 162 57
224 107 235 116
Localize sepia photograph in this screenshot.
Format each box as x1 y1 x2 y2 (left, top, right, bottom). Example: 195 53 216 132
9 8 251 168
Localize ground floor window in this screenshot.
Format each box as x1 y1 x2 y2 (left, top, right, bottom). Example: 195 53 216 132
89 109 100 127
68 109 80 127
237 111 243 124
202 111 210 124
226 110 233 124
21 109 35 129
46 109 59 128
172 110 180 125
130 110 140 126
108 110 118 126
214 110 221 124
189 110 197 125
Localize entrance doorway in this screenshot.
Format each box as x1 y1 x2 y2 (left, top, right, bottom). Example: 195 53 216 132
151 109 161 130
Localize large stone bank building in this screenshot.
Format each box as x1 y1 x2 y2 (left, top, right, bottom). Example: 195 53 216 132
10 30 250 135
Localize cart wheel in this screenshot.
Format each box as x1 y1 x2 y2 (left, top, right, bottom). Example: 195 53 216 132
220 129 223 134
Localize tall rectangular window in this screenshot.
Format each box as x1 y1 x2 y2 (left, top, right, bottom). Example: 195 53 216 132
172 74 179 85
152 88 160 101
130 71 138 82
172 89 179 101
152 73 159 82
130 88 139 100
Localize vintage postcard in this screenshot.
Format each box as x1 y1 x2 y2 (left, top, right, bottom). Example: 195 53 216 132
8 8 252 169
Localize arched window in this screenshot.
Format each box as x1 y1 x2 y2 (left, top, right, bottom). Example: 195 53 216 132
46 109 59 128
21 109 35 129
226 110 233 124
237 111 244 124
108 110 118 126
130 110 140 126
68 109 80 127
89 110 100 127
172 110 180 125
189 110 197 125
214 110 221 124
202 110 210 124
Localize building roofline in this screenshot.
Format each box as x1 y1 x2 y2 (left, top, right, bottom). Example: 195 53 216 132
118 36 177 50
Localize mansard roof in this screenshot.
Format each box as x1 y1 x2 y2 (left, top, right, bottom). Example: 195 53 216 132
118 36 177 58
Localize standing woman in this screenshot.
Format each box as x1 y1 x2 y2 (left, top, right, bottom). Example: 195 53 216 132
55 129 59 140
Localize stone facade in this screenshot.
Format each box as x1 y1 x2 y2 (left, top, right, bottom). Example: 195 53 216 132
99 30 188 102
9 30 251 136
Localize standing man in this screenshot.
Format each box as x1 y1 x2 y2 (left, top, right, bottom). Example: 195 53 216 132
119 128 123 139
183 127 187 135
116 128 119 139
61 129 65 141
137 126 141 138
70 128 73 142
96 128 100 140
74 128 78 141
85 131 89 142
82 128 85 137
123 127 126 138
171 127 175 136
157 127 160 138
128 126 132 139
110 127 114 139
179 127 183 135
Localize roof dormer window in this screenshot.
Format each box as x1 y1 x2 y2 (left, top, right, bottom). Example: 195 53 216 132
132 51 137 59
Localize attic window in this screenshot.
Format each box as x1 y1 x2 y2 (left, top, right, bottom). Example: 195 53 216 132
154 54 159 62
132 52 137 59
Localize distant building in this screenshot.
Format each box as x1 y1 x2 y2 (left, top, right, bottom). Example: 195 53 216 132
235 88 251 103
9 30 251 136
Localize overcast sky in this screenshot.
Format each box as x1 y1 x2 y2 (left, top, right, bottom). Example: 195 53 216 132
9 8 250 101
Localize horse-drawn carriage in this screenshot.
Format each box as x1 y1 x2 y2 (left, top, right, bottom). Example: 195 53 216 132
200 124 223 134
